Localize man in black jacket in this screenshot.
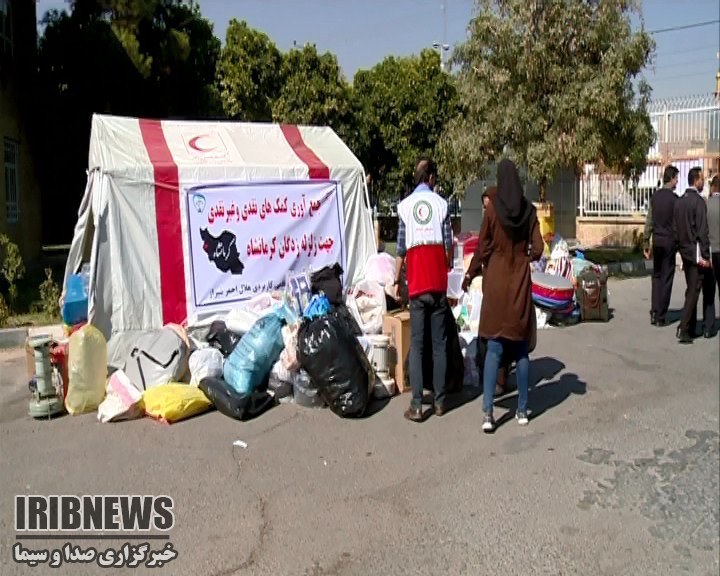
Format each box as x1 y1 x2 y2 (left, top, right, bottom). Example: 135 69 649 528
674 167 712 344
644 165 679 326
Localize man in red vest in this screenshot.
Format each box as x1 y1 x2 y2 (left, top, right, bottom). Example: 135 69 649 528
394 158 453 422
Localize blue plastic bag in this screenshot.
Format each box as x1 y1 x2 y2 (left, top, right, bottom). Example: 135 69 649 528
303 294 331 320
223 305 290 395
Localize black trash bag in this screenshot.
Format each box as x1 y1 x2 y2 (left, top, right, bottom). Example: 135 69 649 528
403 305 464 393
206 321 241 357
331 303 363 337
311 264 344 305
199 377 273 421
297 311 373 418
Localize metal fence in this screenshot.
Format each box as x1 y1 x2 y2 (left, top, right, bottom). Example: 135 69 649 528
579 93 720 217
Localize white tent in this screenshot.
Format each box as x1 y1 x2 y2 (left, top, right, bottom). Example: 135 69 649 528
64 114 376 364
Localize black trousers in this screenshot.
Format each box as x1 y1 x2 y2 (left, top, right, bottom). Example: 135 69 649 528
408 293 448 408
702 253 720 333
651 245 675 322
680 260 707 336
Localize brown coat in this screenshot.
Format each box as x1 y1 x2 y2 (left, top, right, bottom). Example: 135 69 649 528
470 201 544 342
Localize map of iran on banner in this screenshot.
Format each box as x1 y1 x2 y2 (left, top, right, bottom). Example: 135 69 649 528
186 180 346 312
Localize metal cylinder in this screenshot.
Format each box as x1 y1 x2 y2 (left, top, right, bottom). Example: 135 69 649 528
29 336 53 396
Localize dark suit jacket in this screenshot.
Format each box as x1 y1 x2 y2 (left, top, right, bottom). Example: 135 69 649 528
674 188 710 263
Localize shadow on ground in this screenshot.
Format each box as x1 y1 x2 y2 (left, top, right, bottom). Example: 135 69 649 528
495 372 587 429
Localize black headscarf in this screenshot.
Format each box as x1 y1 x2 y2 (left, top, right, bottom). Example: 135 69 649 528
494 159 533 240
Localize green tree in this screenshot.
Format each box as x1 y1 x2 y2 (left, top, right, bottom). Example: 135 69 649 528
439 0 655 200
36 0 221 245
352 50 458 206
216 19 283 121
272 44 354 130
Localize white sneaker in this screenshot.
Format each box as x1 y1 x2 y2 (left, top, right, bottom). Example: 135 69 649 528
516 412 529 426
482 414 495 433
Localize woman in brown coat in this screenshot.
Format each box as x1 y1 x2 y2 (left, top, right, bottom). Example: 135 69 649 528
465 159 544 432
465 186 512 395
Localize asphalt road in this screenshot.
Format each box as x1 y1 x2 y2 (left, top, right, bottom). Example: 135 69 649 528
0 275 718 576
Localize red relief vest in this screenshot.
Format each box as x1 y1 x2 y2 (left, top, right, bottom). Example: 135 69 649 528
398 190 449 298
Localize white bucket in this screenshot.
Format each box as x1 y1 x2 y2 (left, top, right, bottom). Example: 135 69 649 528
367 335 390 376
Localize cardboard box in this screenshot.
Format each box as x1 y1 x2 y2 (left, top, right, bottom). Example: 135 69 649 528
382 310 411 394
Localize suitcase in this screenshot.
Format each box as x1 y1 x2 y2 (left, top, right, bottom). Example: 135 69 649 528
576 270 609 322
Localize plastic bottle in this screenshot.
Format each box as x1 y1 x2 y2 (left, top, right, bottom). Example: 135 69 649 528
66 325 107 415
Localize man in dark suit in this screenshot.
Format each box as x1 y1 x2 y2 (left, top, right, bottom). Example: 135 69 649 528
674 167 712 344
702 175 720 338
644 165 679 326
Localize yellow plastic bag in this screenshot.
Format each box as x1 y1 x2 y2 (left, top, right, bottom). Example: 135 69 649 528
142 384 212 424
66 324 107 415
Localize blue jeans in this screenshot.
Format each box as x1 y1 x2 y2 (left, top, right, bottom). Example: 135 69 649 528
483 338 529 415
408 292 448 408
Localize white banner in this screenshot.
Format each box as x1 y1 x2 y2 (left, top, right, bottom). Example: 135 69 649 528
185 180 346 313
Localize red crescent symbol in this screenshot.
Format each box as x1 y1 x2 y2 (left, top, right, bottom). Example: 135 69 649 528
189 135 216 153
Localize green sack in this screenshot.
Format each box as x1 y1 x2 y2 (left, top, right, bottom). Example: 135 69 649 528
576 270 609 322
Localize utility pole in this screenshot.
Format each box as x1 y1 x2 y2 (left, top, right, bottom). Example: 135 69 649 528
433 2 450 71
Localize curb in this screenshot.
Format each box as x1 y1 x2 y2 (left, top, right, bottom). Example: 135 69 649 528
0 325 64 351
0 327 28 350
601 259 653 277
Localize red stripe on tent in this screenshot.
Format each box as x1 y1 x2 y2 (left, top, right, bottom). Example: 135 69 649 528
139 119 187 326
280 125 330 180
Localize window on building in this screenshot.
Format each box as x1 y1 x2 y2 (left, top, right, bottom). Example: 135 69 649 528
0 0 12 57
4 138 19 224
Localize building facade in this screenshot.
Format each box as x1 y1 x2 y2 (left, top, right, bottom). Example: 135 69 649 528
0 0 42 262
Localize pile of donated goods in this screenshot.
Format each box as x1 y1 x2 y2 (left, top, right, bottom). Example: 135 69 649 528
48 234 604 426
54 260 403 425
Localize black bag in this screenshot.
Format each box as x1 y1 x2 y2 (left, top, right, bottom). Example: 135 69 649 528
297 311 373 418
576 269 609 322
206 321 241 357
311 264 344 305
199 377 273 421
331 303 363 337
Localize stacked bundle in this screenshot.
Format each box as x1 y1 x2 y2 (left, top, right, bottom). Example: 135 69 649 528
531 272 575 315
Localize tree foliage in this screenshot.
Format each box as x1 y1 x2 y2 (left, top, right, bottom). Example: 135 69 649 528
216 19 283 121
352 50 459 206
36 0 221 244
439 0 655 199
272 45 354 129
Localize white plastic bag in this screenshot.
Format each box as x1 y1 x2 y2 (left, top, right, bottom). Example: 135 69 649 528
535 305 551 330
224 293 281 334
189 348 224 386
97 370 144 423
280 324 300 371
549 234 569 260
270 359 293 385
462 290 482 333
346 280 386 335
364 253 396 286
447 271 465 299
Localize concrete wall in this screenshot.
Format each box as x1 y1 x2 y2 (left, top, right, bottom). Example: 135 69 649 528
461 164 578 240
0 0 42 264
576 217 646 248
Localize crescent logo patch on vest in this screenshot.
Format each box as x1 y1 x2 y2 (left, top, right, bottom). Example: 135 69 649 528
413 200 433 225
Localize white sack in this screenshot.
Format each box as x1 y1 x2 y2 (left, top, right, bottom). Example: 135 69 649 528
189 348 224 386
346 280 386 335
97 370 144 423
